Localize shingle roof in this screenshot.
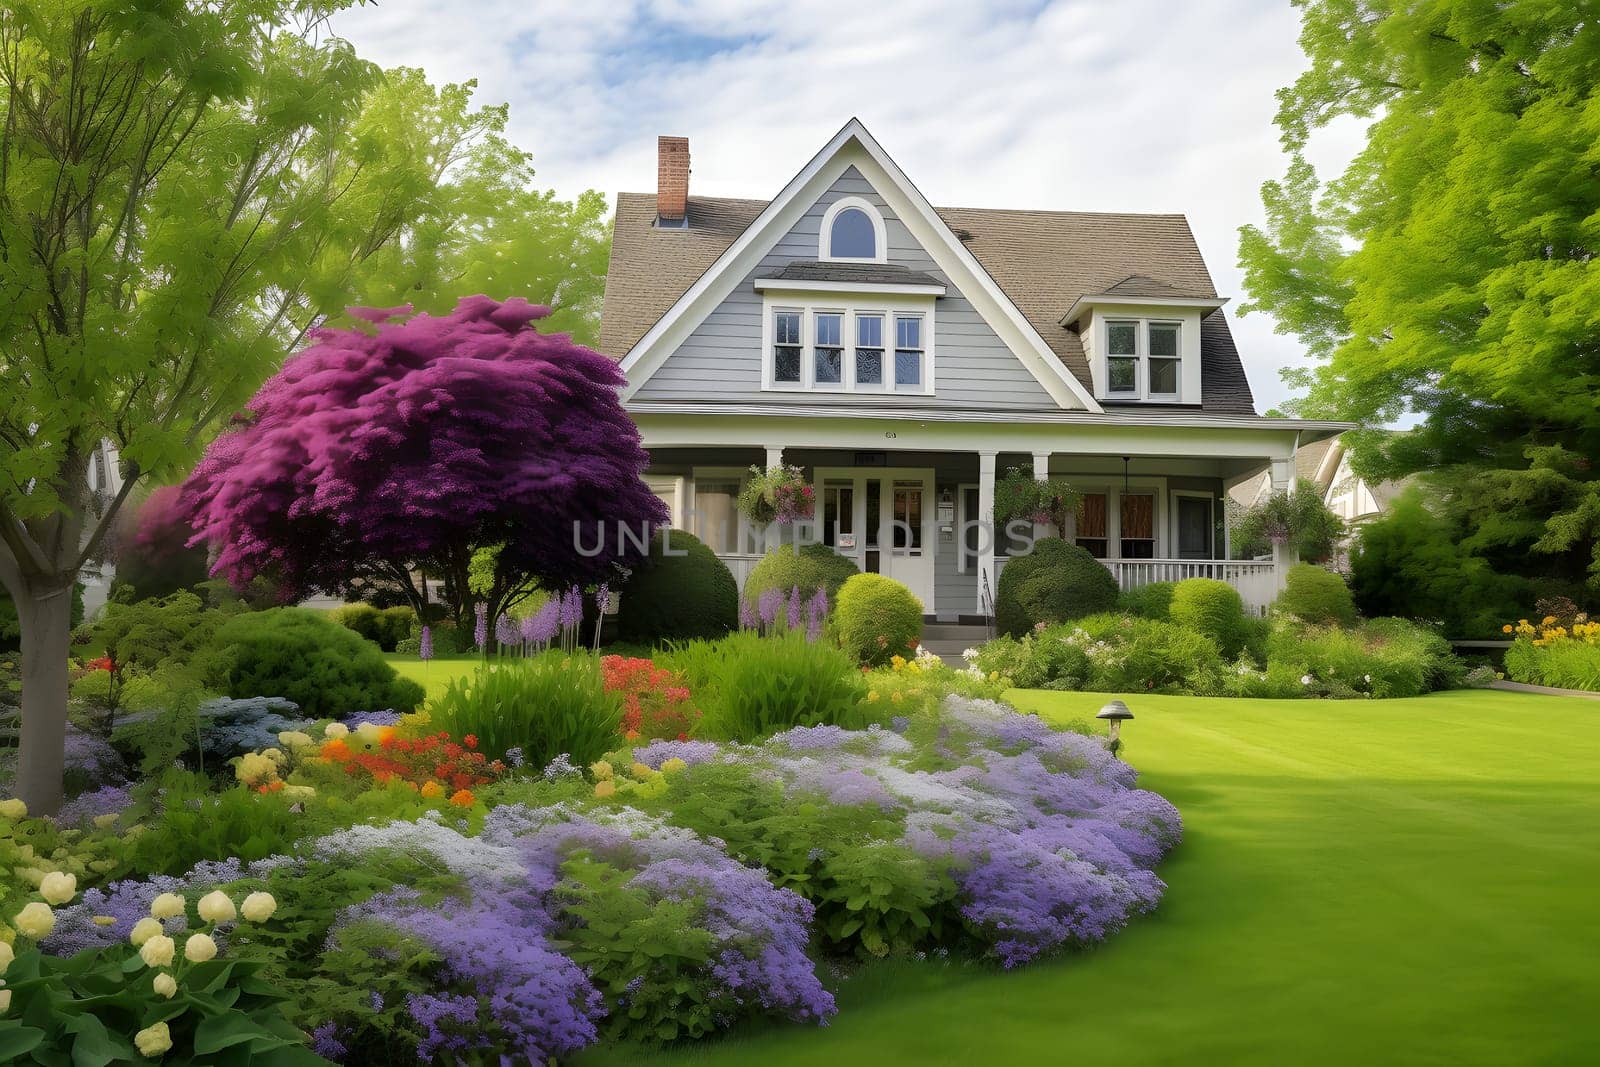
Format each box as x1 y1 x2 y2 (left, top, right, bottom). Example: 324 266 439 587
1102 274 1216 299
599 192 1255 415
757 260 945 288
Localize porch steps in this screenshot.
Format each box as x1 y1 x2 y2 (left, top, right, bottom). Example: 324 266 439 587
919 622 990 667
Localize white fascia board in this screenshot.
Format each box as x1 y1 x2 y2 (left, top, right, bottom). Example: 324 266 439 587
1060 293 1229 326
752 278 948 297
619 117 1103 412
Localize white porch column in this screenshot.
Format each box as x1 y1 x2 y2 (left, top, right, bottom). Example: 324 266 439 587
1268 457 1296 592
978 450 997 616
1031 451 1054 540
765 445 784 470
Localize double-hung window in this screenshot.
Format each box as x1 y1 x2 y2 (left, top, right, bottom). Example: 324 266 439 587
855 314 884 386
773 311 803 385
894 315 924 390
1103 318 1182 400
814 313 844 386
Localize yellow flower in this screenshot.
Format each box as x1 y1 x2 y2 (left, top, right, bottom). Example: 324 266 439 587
13 902 53 939
323 722 349 739
0 799 26 819
139 934 175 968
867 690 880 703
594 780 617 799
282 785 316 799
134 1021 172 1058
92 915 116 927
277 730 314 750
153 972 177 999
197 890 236 923
234 752 277 786
39 872 76 905
0 940 13 972
660 757 688 774
629 762 654 780
1543 615 1557 625
241 892 277 923
149 893 185 920
890 691 904 704
93 813 119 829
1502 624 1513 634
184 932 218 963
988 671 1000 681
590 760 613 780
129 917 164 947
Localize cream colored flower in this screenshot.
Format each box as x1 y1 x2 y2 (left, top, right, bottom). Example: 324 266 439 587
149 893 185 920
277 730 314 750
129 917 164 947
134 1021 172 1057
92 915 116 927
197 890 236 923
590 760 613 780
153 972 177 999
0 940 13 971
282 785 316 799
262 747 286 764
0 987 10 1014
139 934 175 968
184 932 218 963
323 722 349 739
92 813 119 829
13 902 53 939
240 892 277 923
0 799 26 819
234 751 276 785
355 721 382 742
660 757 688 774
39 871 76 905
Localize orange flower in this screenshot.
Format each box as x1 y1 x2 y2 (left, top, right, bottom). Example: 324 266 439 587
320 738 351 762
420 780 443 798
448 789 475 808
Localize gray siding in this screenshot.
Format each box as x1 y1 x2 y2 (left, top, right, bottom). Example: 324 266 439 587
634 167 1056 409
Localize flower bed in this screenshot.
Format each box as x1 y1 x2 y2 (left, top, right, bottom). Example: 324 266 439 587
1503 613 1600 691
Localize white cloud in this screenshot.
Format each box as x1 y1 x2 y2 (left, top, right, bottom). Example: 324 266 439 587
333 0 1365 411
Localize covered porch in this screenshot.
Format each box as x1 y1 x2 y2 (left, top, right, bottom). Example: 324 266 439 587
630 408 1323 619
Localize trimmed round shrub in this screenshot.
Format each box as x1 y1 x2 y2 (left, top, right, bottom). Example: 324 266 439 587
328 603 384 646
994 538 1118 638
1121 581 1176 620
744 543 860 607
1276 563 1357 626
834 573 924 667
1170 578 1250 658
618 528 738 643
204 608 424 716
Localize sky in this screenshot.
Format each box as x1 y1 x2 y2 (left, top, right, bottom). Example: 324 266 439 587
332 0 1365 414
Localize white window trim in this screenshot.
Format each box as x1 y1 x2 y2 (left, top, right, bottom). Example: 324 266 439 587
761 295 936 395
818 195 888 263
688 466 758 555
1100 317 1185 402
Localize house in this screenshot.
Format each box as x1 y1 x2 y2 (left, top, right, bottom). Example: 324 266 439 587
598 120 1348 619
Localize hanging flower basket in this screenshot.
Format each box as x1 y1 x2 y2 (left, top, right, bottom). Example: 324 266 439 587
993 467 1080 531
738 464 815 525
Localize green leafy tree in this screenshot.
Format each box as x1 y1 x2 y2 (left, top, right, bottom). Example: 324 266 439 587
1238 0 1600 599
0 1 607 813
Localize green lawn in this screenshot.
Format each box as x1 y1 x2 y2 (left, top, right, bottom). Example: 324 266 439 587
576 688 1600 1065
386 653 479 702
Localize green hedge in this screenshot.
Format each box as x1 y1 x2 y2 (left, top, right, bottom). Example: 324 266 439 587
618 528 738 643
744 543 860 607
1120 581 1176 620
1276 563 1357 626
834 573 924 668
327 603 415 652
204 608 424 716
994 538 1118 638
1170 578 1250 658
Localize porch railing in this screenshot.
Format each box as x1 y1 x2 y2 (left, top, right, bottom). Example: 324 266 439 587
993 556 1281 616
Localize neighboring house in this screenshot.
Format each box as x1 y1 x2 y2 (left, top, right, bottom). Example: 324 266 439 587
599 120 1348 618
1230 435 1407 567
79 439 124 617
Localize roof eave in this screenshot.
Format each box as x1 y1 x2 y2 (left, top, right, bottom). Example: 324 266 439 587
752 278 948 297
1059 293 1229 326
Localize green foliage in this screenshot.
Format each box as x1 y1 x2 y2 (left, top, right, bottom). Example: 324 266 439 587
203 609 423 717
1229 480 1345 562
993 538 1119 638
1237 2 1600 592
125 771 307 875
618 529 738 643
0 948 313 1066
327 604 414 653
1504 638 1600 693
396 617 470 657
1349 489 1533 638
431 653 622 768
834 574 924 668
0 815 129 919
974 615 1226 695
993 468 1079 530
1170 578 1251 658
1120 581 1176 620
1276 563 1357 626
668 630 867 741
744 543 860 608
1240 618 1462 700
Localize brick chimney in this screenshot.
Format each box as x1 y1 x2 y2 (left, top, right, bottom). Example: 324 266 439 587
657 135 689 226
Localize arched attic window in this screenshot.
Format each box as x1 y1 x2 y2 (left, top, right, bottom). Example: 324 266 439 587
820 197 886 262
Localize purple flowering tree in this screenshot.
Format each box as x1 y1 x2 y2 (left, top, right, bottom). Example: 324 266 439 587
183 298 667 626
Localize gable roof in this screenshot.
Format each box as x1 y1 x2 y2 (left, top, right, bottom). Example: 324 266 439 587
599 120 1256 416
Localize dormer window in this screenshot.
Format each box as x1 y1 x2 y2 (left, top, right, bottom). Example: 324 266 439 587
1104 318 1183 400
820 197 886 262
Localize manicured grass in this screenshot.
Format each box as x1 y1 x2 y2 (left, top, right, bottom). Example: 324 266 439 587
385 653 479 703
578 688 1600 1065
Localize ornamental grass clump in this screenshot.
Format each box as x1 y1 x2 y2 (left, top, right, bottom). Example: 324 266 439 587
676 630 867 741
432 653 623 770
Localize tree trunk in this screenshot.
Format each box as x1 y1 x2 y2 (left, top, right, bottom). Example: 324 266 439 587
13 576 74 816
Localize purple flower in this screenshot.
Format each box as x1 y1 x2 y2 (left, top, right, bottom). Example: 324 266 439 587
559 586 583 628
787 586 803 630
53 784 131 830
595 584 611 615
757 587 783 629
739 597 758 631
806 587 828 642
495 612 519 648
419 624 433 662
631 738 721 769
473 602 488 650
310 1022 348 1062
523 599 561 645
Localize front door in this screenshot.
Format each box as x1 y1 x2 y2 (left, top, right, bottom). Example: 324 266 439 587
817 468 936 611
1175 494 1214 560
